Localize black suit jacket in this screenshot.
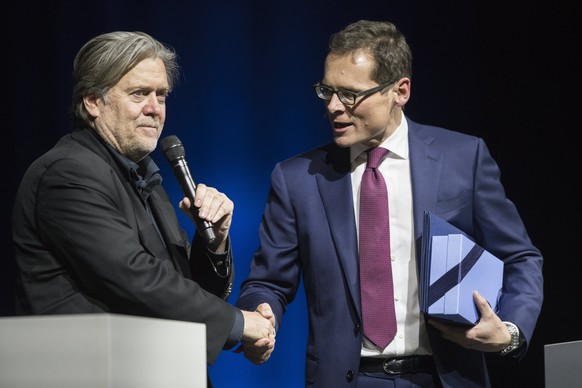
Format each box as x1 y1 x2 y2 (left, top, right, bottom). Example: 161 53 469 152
12 127 236 364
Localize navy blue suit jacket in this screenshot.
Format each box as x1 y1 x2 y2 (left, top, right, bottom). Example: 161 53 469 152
237 118 543 387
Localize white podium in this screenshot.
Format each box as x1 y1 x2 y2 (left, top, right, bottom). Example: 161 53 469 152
0 314 206 388
544 340 582 388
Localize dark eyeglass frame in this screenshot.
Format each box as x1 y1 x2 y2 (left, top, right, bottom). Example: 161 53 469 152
313 79 397 105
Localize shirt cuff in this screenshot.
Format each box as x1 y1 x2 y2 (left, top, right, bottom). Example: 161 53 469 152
224 308 244 350
205 236 232 278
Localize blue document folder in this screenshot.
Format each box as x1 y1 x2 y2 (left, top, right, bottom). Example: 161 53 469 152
420 212 503 325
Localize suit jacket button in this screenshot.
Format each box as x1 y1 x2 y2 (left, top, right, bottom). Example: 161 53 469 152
346 370 354 382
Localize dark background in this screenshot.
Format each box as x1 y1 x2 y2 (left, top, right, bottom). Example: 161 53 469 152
2 1 580 387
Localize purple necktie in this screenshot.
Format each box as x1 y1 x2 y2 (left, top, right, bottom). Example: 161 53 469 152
359 146 397 349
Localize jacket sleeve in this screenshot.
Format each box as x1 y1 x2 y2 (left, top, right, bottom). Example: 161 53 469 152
190 233 235 301
471 138 543 358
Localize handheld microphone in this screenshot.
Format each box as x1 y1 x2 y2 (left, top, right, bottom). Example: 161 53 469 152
160 135 216 244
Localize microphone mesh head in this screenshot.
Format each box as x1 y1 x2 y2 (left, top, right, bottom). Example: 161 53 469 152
160 135 185 161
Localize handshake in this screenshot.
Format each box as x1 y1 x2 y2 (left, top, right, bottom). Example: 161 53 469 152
238 303 276 364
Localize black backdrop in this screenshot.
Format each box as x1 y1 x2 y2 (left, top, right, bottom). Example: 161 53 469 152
3 1 580 387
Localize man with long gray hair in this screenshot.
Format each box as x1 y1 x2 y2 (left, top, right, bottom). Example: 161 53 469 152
11 31 275 386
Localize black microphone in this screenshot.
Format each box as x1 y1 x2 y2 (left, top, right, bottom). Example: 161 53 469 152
160 135 216 244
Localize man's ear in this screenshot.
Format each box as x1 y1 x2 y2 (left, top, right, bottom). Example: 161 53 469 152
393 77 411 106
83 94 100 118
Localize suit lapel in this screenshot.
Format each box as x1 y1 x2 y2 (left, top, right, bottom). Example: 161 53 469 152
408 123 443 277
70 128 187 275
148 188 191 277
313 124 444 319
315 145 362 317
113 166 182 273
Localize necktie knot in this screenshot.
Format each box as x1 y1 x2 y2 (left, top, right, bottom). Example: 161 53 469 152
366 147 388 169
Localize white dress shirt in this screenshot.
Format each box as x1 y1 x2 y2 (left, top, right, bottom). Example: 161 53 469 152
351 117 432 357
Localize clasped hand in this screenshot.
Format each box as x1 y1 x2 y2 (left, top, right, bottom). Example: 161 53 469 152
428 291 512 352
238 303 276 365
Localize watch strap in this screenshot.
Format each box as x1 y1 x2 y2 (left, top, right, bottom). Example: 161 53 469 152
500 321 521 355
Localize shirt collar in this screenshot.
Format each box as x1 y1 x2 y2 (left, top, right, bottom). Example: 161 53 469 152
349 115 409 164
106 145 163 199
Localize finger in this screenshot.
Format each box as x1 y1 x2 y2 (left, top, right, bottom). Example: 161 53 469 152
473 290 493 316
245 347 273 364
251 337 272 348
243 347 270 360
210 195 233 224
197 187 229 222
178 198 195 221
193 184 210 217
181 197 192 208
178 198 191 214
193 183 207 207
257 304 277 332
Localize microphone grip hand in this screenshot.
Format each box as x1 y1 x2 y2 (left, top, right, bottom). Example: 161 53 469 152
161 137 229 248
183 198 216 244
180 196 228 249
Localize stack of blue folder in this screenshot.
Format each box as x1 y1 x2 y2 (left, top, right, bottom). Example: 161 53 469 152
420 212 503 325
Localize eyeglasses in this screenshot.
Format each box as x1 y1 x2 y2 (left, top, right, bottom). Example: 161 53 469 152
313 79 396 105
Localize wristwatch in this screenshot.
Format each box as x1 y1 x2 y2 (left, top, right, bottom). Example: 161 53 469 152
500 322 521 355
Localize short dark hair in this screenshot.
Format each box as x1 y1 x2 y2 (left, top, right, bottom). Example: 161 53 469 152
328 20 412 84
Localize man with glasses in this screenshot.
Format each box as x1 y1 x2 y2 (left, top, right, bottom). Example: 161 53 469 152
236 20 543 387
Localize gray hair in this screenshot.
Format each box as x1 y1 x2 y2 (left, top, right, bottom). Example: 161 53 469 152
71 31 179 128
328 20 412 84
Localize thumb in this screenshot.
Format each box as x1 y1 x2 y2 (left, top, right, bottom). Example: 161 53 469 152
473 291 493 315
257 303 273 318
